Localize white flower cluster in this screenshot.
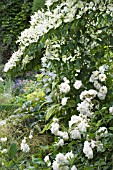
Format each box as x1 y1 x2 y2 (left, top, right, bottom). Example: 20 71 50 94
4 0 77 72
59 77 70 93
89 66 107 100
52 151 77 170
4 49 23 72
77 90 97 117
5 0 113 72
20 137 30 153
69 115 89 139
50 118 69 140
83 137 105 159
45 0 58 7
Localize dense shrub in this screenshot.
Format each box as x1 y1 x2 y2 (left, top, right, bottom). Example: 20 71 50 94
2 0 113 169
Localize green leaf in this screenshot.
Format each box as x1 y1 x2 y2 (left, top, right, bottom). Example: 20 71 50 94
68 100 76 107
84 166 95 170
8 143 17 159
40 121 52 134
32 156 45 165
45 104 59 121
109 127 113 131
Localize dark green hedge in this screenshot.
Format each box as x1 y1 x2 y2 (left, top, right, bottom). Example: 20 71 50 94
0 0 33 63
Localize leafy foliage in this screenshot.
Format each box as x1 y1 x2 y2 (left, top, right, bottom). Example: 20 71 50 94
1 0 113 169
32 0 46 12
0 0 33 63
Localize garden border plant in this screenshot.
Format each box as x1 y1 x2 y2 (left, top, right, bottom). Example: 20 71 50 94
2 0 113 169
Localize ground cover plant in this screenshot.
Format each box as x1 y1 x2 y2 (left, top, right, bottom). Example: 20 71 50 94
1 0 113 169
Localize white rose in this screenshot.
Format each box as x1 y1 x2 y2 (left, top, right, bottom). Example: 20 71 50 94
78 121 89 133
70 129 81 139
88 89 97 98
59 82 70 93
99 86 107 94
50 122 59 135
97 92 106 100
56 153 68 163
52 161 59 170
73 80 82 90
99 73 106 82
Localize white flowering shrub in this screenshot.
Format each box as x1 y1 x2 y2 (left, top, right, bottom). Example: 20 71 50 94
3 0 113 169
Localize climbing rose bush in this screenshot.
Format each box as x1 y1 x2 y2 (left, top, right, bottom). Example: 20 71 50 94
4 0 113 169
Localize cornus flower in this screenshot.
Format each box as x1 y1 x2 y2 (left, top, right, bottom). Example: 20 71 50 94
73 80 82 90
